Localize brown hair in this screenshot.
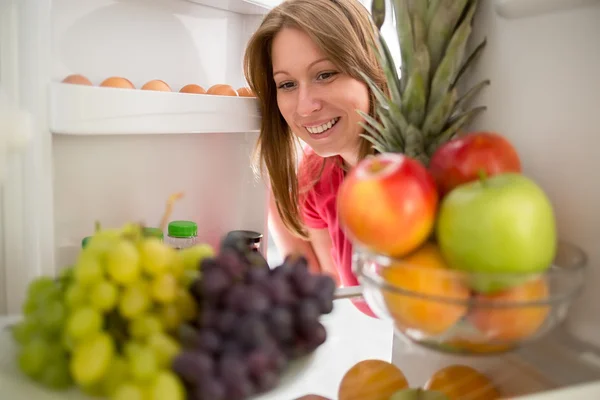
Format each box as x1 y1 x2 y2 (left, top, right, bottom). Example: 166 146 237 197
243 0 388 239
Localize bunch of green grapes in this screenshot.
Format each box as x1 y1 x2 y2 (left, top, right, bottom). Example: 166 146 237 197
13 223 215 400
11 274 73 390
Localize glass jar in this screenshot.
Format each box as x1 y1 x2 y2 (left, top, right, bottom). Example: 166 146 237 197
226 230 263 252
166 220 198 250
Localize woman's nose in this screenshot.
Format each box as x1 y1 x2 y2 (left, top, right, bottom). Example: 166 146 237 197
295 85 322 117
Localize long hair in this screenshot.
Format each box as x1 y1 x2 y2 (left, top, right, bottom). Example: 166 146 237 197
243 0 388 239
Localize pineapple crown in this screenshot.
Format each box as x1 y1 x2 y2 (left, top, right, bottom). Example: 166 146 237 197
358 0 490 165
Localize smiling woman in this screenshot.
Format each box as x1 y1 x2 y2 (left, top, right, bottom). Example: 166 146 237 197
243 0 387 298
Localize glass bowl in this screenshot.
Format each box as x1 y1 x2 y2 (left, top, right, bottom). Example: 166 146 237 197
354 241 587 355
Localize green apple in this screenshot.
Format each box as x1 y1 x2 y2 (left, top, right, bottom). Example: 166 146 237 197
436 173 557 293
389 388 449 400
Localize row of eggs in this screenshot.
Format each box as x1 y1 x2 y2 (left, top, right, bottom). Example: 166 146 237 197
61 74 255 97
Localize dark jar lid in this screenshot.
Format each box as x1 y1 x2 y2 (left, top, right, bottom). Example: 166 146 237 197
226 230 263 244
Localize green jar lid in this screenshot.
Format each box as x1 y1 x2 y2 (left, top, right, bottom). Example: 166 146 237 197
82 236 92 249
143 227 164 240
168 221 198 238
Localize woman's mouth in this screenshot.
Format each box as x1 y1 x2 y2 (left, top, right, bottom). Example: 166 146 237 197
304 117 340 135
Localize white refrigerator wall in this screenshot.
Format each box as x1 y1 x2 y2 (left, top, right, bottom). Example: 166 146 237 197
463 0 600 348
0 0 270 315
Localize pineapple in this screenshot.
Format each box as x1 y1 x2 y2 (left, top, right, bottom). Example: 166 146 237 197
360 0 489 165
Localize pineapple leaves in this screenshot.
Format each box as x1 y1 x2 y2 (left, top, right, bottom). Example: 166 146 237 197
427 106 486 155
453 79 490 114
404 125 427 164
454 38 487 88
426 0 469 73
401 69 426 128
428 0 478 118
422 88 457 141
371 0 386 31
393 0 414 93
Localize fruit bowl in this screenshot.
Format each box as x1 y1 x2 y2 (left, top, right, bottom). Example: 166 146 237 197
354 241 587 355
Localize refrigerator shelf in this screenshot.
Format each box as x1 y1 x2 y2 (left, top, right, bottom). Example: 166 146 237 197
495 0 600 19
49 82 261 135
185 0 276 15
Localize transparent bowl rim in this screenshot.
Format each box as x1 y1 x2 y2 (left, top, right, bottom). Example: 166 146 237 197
355 240 587 308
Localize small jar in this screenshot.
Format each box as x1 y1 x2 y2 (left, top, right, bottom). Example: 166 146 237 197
226 230 263 252
143 227 164 241
166 220 198 250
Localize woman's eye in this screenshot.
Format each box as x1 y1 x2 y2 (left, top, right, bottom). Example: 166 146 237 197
277 82 295 90
317 71 337 81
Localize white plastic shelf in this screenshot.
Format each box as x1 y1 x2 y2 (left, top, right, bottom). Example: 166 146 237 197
49 83 261 135
495 0 600 19
186 0 280 15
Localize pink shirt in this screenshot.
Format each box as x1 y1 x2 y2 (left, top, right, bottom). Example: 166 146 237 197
298 148 376 318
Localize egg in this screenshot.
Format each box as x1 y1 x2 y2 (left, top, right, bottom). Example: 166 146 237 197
100 77 135 89
62 74 93 86
141 80 172 92
207 84 238 96
179 84 206 94
237 87 255 97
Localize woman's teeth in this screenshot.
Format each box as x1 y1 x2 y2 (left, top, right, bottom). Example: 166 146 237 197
305 117 340 134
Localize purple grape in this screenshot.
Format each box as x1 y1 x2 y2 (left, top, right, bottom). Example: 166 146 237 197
246 349 271 379
241 286 270 314
201 268 231 301
293 274 319 297
196 329 222 354
178 324 204 349
270 263 293 279
261 276 296 306
215 310 237 336
296 299 321 330
221 340 244 357
315 290 334 314
217 249 248 280
200 257 218 272
255 370 279 392
218 354 254 400
172 351 214 385
306 322 327 348
223 284 247 312
224 379 254 400
236 314 269 349
315 275 336 297
191 377 226 400
246 266 269 285
246 251 269 270
266 307 294 343
197 308 217 329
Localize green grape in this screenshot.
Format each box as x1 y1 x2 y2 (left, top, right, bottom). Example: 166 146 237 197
148 371 185 400
140 238 172 276
26 276 55 298
39 358 72 390
111 383 145 400
147 332 180 368
17 337 50 378
70 332 115 386
174 288 197 321
128 344 158 382
150 273 177 304
24 281 61 315
179 269 199 288
90 280 119 312
101 356 130 396
39 301 67 334
11 319 39 345
179 244 215 270
119 283 150 319
66 306 102 341
168 252 185 280
106 240 141 285
129 313 163 339
65 284 88 309
158 304 182 332
75 252 104 286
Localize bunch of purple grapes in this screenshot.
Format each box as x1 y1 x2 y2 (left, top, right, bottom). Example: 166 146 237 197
172 233 336 400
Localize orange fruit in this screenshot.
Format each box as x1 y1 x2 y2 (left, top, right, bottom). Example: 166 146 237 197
338 359 408 400
381 243 470 335
442 339 515 355
468 277 550 342
424 365 501 400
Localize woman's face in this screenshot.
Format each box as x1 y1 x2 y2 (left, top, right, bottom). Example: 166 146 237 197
271 27 370 164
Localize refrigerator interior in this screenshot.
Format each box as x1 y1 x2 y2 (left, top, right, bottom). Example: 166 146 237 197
1 0 600 398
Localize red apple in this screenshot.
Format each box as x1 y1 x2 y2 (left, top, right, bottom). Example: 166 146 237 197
337 153 438 257
429 132 522 195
